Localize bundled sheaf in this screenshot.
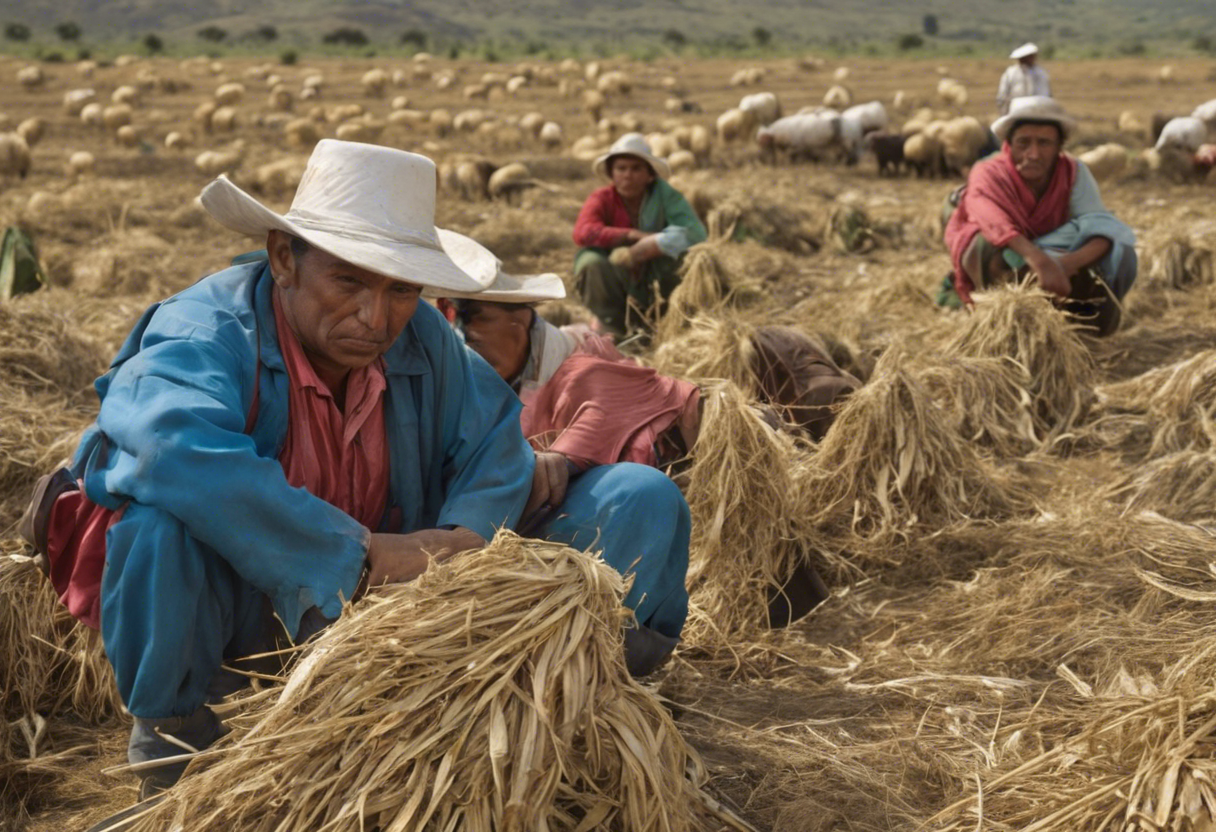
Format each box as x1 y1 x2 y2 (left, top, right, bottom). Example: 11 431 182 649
655 243 734 342
1092 349 1216 458
1140 216 1216 288
123 532 702 832
1108 450 1216 521
682 381 831 640
651 313 756 389
939 283 1096 444
913 353 1041 457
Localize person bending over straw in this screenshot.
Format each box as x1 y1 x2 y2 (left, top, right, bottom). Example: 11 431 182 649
939 96 1137 336
431 266 692 677
39 141 538 800
572 133 707 339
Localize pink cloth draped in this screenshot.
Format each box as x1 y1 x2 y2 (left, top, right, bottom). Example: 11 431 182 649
273 288 390 531
521 353 699 469
944 145 1077 305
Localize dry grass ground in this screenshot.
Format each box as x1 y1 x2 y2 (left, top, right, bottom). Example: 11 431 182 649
2 52 1216 832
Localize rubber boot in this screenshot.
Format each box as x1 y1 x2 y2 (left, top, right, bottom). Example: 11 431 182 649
623 624 679 677
128 706 227 799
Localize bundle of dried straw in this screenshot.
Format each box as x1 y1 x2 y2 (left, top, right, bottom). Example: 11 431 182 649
1093 349 1216 458
650 313 756 389
1110 449 1216 520
655 243 734 343
123 532 705 832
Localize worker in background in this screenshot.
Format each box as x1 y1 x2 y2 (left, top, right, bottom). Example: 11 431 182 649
997 43 1051 116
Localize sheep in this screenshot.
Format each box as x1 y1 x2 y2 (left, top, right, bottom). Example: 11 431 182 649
540 121 563 148
937 78 968 108
326 104 365 124
299 87 319 102
519 112 545 137
194 143 245 176
488 163 536 201
833 66 851 83
80 102 105 128
823 85 852 110
506 76 528 95
454 158 496 200
253 158 308 195
865 131 905 177
387 109 428 129
110 85 139 107
211 106 240 133
303 75 325 94
1156 117 1207 153
620 112 643 133
430 108 454 137
903 132 945 178
585 61 601 82
214 82 246 107
1117 110 1147 136
1078 143 1130 181
461 83 489 101
570 135 603 161
1143 146 1197 182
391 95 411 111
559 58 581 75
115 125 140 147
739 92 783 126
1158 65 1176 84
717 107 760 144
583 89 606 123
65 150 95 177
842 101 888 135
558 79 579 98
730 67 765 87
17 66 43 88
756 112 841 163
668 149 696 174
103 104 134 131
77 59 98 78
689 125 711 160
478 121 524 148
453 109 490 132
646 132 679 159
413 52 433 63
1193 98 1216 128
1151 113 1181 144
163 131 189 151
335 120 386 143
194 100 219 133
797 56 825 72
268 86 294 112
0 133 31 178
892 90 916 113
16 118 45 148
64 88 97 116
285 118 321 149
940 116 989 175
362 69 389 98
596 71 631 96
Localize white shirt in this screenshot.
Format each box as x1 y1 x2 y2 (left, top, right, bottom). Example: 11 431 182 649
996 63 1052 114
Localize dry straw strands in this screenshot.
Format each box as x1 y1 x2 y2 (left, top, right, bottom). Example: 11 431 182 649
655 243 734 343
1140 216 1216 288
1108 449 1216 521
1093 349 1216 458
939 283 1096 445
681 381 827 640
125 532 706 832
914 354 1041 457
650 313 756 389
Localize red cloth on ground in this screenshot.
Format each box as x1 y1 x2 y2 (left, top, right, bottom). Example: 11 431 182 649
572 185 637 249
273 288 390 531
521 353 699 469
944 145 1077 305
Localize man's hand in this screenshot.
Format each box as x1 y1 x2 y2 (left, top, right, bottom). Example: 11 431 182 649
365 527 486 588
1028 252 1071 297
522 451 570 521
624 228 649 243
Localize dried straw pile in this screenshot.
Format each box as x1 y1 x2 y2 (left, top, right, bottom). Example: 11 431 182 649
650 313 756 389
801 350 1024 559
1092 349 1216 458
655 243 734 342
125 532 706 832
696 193 822 254
1109 450 1216 521
914 354 1041 457
1140 216 1216 288
682 382 830 641
939 283 1096 445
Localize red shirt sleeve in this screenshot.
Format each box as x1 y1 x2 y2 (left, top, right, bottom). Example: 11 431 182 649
572 187 634 249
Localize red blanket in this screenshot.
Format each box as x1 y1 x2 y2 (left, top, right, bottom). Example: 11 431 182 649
944 145 1077 305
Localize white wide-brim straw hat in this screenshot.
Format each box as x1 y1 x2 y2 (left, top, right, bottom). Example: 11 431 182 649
427 229 566 303
593 132 671 181
991 96 1077 142
1010 42 1039 60
199 139 498 294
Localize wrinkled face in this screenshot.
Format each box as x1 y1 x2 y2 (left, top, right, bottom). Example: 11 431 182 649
459 301 533 381
609 155 656 201
1008 123 1062 187
267 230 422 380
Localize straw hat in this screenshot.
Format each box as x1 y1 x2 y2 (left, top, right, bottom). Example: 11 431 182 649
199 139 497 294
427 229 566 303
1010 43 1039 60
991 96 1077 142
592 133 671 181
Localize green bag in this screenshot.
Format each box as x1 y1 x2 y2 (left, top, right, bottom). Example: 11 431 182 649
0 226 46 301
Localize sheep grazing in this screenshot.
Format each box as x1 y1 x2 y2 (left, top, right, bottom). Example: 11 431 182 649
903 132 945 178
326 104 365 124
0 133 31 178
937 78 969 108
584 61 602 82
80 102 105 128
668 149 696 174
268 85 294 113
164 131 189 151
362 69 390 98
689 125 711 160
194 100 219 133
463 83 491 101
16 117 45 148
77 59 98 78
211 106 239 133
1158 65 1177 84
103 104 134 131
194 143 245 176
559 58 581 75
487 163 536 201
115 125 140 147
452 158 496 200
940 116 989 175
823 85 852 110
1078 143 1130 181
453 109 490 133
843 101 888 135
335 120 386 143
757 112 849 164
65 150 95 177
391 95 411 111
596 71 631 96
582 89 607 124
253 158 308 195
865 131 905 176
17 65 44 88
387 109 428 129
64 88 97 116
284 118 322 149
570 135 602 161
539 121 563 148
519 112 545 137
646 132 679 159
1156 117 1207 153
111 85 140 107
1117 110 1147 136
729 67 765 87
1192 98 1216 129
303 75 325 94
214 82 246 107
739 92 783 126
717 107 760 144
430 108 454 137
506 76 528 95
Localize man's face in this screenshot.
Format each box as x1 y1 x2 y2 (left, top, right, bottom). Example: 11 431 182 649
459 301 533 381
268 231 422 378
1008 123 1062 187
609 155 656 201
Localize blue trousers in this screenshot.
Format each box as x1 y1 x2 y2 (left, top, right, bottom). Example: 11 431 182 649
538 463 690 639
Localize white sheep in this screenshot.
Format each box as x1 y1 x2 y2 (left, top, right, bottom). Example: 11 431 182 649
64 88 97 116
842 101 888 135
937 78 968 108
194 143 245 176
430 108 454 136
80 102 105 128
335 120 385 143
391 95 411 111
453 109 490 132
823 85 852 110
16 117 45 148
285 118 321 149
211 106 239 133
668 149 696 174
65 151 95 177
596 71 631 96
940 116 988 174
387 109 428 129
103 104 134 131
1158 65 1176 84
903 132 944 177
0 133 31 178
303 75 325 94
506 76 528 95
646 132 679 159
582 90 606 123
539 121 563 148
17 66 43 88
519 112 545 137
716 108 759 144
254 158 308 195
739 92 782 126
362 69 389 97
77 60 98 78
1078 144 1130 181
115 125 140 147
1192 98 1216 128
1117 111 1147 135
214 82 246 106
326 104 364 124
756 112 839 159
488 163 535 200
833 66 851 83
1156 117 1207 153
112 85 140 107
391 68 408 88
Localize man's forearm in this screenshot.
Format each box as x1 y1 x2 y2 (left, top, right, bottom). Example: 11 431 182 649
1005 234 1050 268
1057 236 1112 276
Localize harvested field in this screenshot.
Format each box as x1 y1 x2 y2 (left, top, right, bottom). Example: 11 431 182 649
2 51 1216 832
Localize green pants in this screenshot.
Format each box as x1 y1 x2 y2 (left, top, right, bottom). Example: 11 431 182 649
573 249 682 338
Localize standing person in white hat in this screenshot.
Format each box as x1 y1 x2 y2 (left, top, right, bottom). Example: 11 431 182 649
997 42 1052 115
572 132 707 339
27 140 536 802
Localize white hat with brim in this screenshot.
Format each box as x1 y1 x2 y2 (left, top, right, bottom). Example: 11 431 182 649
991 96 1077 143
1010 42 1039 60
592 132 671 181
427 229 566 303
199 139 498 294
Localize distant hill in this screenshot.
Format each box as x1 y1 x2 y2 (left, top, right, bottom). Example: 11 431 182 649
8 0 1215 52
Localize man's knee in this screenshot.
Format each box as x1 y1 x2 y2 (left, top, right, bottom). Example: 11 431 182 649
591 463 690 527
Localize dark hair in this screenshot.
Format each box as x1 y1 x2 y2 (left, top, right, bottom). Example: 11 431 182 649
605 153 655 178
288 234 311 261
453 298 536 324
1008 119 1064 144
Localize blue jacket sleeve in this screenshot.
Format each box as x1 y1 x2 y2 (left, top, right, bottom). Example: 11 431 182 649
427 316 535 539
88 297 367 630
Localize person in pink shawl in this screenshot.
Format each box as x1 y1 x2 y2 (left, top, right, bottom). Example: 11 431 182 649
940 96 1137 336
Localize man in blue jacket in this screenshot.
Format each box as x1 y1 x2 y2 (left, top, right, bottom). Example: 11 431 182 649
72 140 533 797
